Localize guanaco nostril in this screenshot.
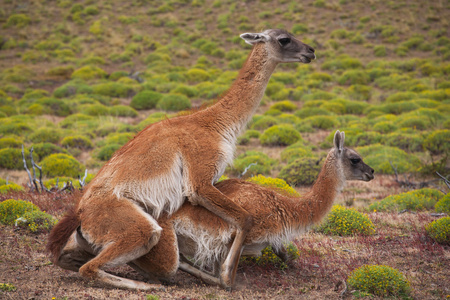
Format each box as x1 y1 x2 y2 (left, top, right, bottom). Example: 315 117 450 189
371 168 374 174
309 46 315 53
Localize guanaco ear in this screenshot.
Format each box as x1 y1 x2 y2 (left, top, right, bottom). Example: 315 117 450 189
240 32 270 45
334 130 345 153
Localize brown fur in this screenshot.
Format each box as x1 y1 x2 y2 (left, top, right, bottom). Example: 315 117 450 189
47 29 316 290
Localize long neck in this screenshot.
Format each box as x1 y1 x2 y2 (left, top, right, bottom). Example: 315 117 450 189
199 43 278 136
276 153 345 231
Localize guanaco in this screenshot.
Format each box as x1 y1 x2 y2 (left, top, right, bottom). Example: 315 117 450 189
48 130 373 289
47 29 316 290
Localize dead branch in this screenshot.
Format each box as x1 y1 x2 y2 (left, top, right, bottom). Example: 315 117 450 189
389 161 440 190
239 162 257 178
436 172 450 190
334 279 347 299
22 145 38 192
78 169 88 188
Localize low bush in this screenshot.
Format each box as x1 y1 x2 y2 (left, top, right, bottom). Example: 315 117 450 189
260 125 302 146
383 132 424 152
28 128 62 144
241 243 299 270
6 14 31 28
32 143 68 160
280 146 314 164
425 217 450 245
251 116 279 131
278 157 321 186
186 68 210 82
0 137 23 149
338 70 370 85
105 132 134 146
247 175 299 197
435 193 450 214
109 105 138 117
0 183 25 194
303 115 339 130
369 188 444 212
356 144 421 174
270 101 297 112
71 66 107 81
130 90 162 110
53 80 93 98
423 130 449 155
319 205 375 236
15 210 57 233
96 144 121 161
40 154 84 178
0 199 39 226
0 148 38 170
61 135 93 150
233 151 277 177
347 265 410 297
157 94 191 112
92 82 134 98
295 107 331 119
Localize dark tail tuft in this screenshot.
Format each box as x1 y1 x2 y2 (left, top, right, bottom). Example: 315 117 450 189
46 206 80 264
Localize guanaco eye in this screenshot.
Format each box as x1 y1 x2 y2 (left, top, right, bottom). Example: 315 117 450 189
279 37 291 46
350 158 361 164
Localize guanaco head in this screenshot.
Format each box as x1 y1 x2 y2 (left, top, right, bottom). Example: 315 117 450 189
240 29 315 64
333 130 374 182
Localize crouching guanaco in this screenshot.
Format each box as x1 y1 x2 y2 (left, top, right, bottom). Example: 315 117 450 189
48 130 373 289
47 29 316 290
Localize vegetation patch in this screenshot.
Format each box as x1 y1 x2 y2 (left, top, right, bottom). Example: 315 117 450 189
40 153 84 178
319 205 375 236
425 217 450 245
278 157 321 186
0 199 39 226
247 174 299 197
233 151 276 177
347 265 410 297
369 188 444 212
260 125 302 146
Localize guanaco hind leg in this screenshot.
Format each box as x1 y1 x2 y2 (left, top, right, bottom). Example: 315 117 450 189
76 198 164 291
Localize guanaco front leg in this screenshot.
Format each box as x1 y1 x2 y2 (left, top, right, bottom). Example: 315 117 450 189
194 184 252 288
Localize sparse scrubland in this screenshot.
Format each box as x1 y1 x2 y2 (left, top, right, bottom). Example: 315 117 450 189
0 0 449 299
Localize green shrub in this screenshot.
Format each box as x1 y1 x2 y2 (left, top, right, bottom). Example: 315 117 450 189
356 144 421 174
319 205 375 236
53 80 93 98
157 93 191 111
71 66 107 81
186 68 210 82
347 265 410 297
423 130 449 155
435 193 450 214
237 130 260 145
373 45 387 57
396 116 428 130
241 243 299 270
0 148 37 170
105 132 134 146
40 154 84 178
295 107 331 119
304 115 339 130
278 157 321 186
0 283 16 292
251 116 279 130
47 66 74 79
373 121 398 133
15 210 57 233
384 132 424 152
0 183 25 194
96 143 121 161
61 135 93 150
35 98 72 117
247 174 299 197
321 57 363 70
59 113 94 128
43 175 94 190
130 90 162 110
92 82 134 98
270 101 297 112
280 146 314 164
426 217 450 245
386 91 418 103
260 125 302 146
6 14 31 28
109 105 138 117
338 70 369 85
32 143 67 160
28 128 62 144
369 188 443 212
233 151 276 176
0 137 23 149
0 199 39 225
